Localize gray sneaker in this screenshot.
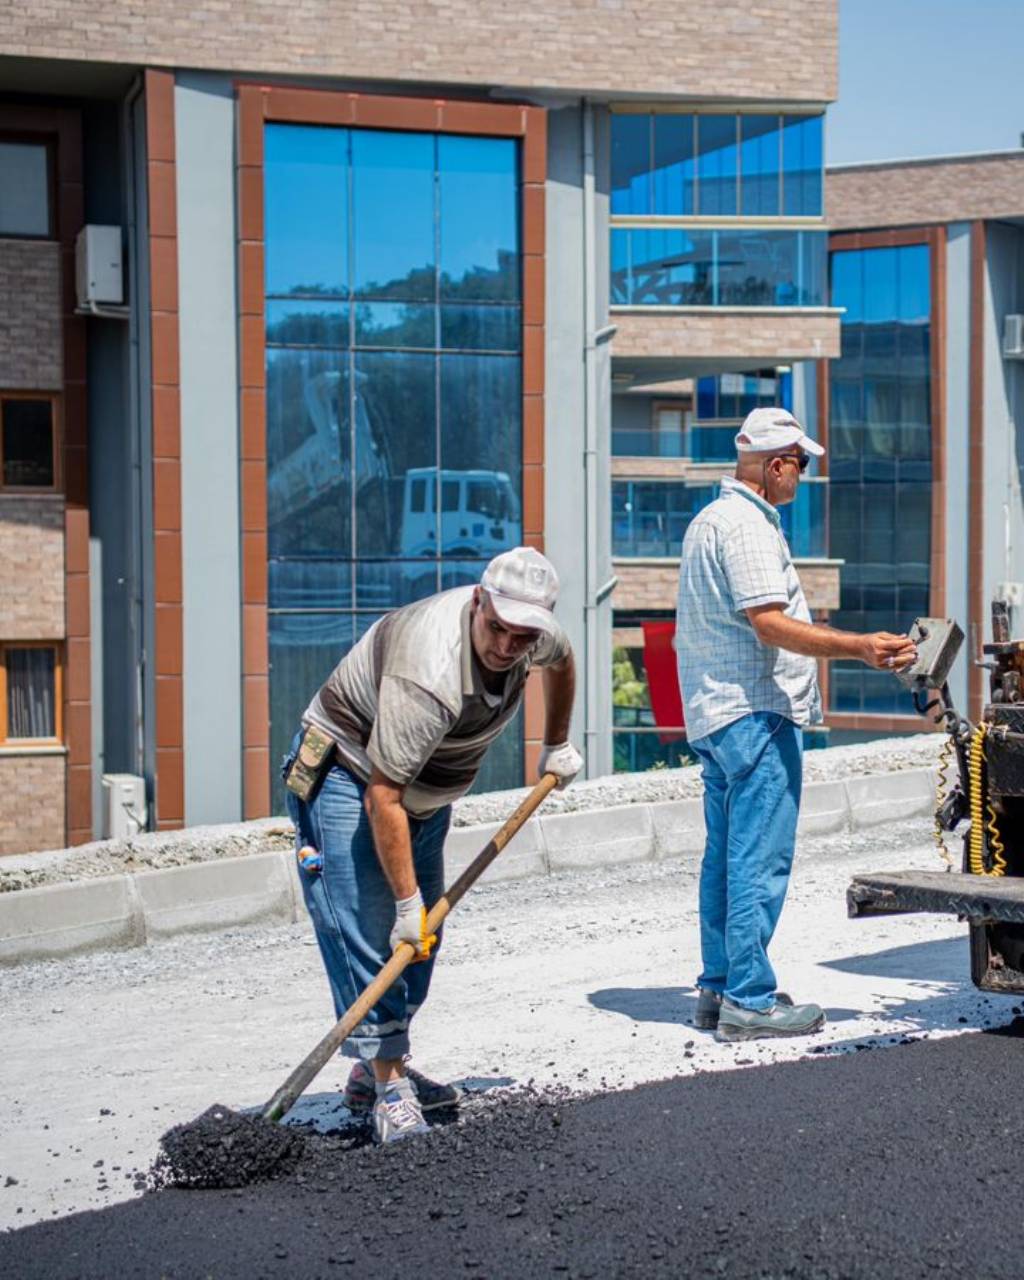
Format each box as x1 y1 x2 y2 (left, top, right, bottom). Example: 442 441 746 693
693 988 793 1030
372 1083 430 1145
344 1060 460 1115
715 997 825 1043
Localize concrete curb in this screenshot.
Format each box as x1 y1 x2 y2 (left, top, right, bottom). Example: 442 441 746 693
0 767 937 967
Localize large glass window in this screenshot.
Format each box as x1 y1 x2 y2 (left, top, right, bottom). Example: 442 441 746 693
609 112 824 219
265 124 523 805
828 243 932 715
0 140 51 238
610 228 827 308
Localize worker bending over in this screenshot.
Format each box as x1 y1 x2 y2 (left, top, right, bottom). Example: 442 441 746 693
283 548 581 1143
676 408 917 1042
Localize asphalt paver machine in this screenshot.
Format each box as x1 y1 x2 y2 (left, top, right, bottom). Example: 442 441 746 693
848 601 1024 992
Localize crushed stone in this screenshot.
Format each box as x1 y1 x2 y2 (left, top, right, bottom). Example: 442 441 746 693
0 734 941 894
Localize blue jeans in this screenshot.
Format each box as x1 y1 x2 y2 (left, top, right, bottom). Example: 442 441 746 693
283 736 451 1061
688 712 803 1012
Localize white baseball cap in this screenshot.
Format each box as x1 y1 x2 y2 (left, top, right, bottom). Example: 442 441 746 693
734 407 825 457
480 547 559 635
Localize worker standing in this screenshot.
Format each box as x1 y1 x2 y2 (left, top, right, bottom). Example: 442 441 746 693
282 547 581 1143
675 408 917 1042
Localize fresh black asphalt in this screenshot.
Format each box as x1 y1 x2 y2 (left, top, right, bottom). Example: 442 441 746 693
3 1022 1024 1279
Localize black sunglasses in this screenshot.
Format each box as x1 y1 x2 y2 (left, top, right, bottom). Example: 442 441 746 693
776 452 810 473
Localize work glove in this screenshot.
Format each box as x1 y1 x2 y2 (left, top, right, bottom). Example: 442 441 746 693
538 740 583 790
390 888 437 962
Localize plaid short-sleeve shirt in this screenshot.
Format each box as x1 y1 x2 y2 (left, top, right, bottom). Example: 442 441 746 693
675 475 822 744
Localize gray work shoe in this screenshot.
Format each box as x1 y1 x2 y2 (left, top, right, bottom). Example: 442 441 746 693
693 988 793 1030
372 1083 430 1145
715 997 825 1043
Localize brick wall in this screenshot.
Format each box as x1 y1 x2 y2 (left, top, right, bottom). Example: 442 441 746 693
613 557 839 611
827 153 1024 231
0 498 64 639
611 309 840 362
612 561 680 611
0 241 62 390
0 0 837 100
0 753 65 854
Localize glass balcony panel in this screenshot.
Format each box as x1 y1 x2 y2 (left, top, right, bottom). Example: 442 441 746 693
611 114 652 215
611 229 826 307
652 115 696 215
782 115 823 216
696 115 738 216
740 115 781 217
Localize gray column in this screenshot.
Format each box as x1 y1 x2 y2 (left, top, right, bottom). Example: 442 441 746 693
175 73 243 824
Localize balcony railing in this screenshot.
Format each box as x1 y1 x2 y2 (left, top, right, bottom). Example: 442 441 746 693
611 226 827 309
612 476 827 559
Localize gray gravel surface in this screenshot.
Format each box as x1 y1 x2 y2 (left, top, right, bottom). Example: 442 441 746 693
0 735 941 892
2 1022 1022 1279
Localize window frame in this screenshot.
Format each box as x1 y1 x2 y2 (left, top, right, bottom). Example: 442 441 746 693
0 641 63 747
0 132 57 242
0 391 62 494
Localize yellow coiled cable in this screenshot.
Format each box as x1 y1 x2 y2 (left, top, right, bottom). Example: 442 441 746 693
933 735 955 870
968 723 1007 877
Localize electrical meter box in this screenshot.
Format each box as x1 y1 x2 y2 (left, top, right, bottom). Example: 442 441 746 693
75 225 123 306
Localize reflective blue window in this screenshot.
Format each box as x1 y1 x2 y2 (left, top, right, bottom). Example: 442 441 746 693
828 243 932 715
782 115 823 216
653 115 695 215
740 115 780 216
265 125 348 297
352 131 435 300
439 136 519 300
610 228 827 307
264 123 524 804
611 114 651 215
696 115 738 216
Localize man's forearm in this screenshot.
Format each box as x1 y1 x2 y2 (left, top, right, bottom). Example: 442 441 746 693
749 611 864 661
542 656 576 743
364 779 417 899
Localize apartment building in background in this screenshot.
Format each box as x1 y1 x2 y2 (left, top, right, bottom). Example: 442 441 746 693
0 1 839 853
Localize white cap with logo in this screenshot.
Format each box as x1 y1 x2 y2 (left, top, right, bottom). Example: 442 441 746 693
481 546 559 636
735 407 825 457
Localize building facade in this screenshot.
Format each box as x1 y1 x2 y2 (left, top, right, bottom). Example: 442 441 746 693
0 1 839 853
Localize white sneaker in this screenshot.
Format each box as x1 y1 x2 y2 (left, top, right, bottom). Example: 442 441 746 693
372 1084 430 1145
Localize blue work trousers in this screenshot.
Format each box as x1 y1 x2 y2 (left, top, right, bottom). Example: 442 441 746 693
284 737 450 1061
688 711 803 1012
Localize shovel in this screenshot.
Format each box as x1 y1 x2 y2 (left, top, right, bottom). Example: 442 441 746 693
261 772 559 1125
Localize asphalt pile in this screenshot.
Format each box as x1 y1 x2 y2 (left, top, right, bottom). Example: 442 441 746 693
153 1105 305 1189
3 1025 1024 1279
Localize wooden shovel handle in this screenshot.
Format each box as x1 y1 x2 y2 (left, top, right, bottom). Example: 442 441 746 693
262 772 559 1123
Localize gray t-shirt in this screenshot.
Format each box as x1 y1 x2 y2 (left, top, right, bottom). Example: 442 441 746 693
304 586 571 816
675 476 822 744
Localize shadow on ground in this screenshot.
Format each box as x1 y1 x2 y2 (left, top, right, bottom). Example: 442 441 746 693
821 935 965 979
588 986 861 1026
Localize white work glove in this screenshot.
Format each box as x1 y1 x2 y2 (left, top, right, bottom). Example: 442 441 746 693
538 740 583 790
390 888 437 962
